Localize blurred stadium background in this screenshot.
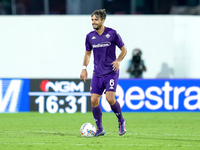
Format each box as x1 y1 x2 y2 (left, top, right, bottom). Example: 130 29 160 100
1 1 200 149
1 0 200 15
0 0 200 113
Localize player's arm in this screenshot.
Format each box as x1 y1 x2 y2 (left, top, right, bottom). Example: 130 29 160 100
112 45 127 71
80 50 92 82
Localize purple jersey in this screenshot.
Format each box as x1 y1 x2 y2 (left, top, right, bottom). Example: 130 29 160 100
85 27 124 77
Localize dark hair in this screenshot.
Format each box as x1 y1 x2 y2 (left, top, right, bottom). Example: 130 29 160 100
91 9 107 20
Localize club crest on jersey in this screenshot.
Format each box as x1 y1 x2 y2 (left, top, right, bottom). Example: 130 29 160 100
105 34 110 38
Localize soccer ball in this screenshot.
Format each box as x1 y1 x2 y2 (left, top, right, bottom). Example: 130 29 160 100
80 123 96 137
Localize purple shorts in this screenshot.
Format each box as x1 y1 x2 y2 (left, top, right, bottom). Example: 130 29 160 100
90 71 119 95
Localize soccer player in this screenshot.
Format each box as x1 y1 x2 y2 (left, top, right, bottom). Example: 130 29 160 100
80 9 127 137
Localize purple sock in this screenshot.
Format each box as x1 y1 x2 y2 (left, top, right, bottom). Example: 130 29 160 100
111 101 124 123
92 105 103 131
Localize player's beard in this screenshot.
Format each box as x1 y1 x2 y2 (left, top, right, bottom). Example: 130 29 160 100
93 23 102 31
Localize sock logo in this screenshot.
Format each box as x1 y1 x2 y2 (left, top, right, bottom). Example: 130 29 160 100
115 113 120 116
94 118 98 122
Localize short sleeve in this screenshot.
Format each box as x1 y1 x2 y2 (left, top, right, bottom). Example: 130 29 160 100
85 34 92 51
114 31 124 49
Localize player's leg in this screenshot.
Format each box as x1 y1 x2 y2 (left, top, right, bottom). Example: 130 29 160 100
91 94 105 137
105 72 126 135
105 72 124 122
91 93 103 130
106 91 124 122
90 76 105 137
106 91 126 135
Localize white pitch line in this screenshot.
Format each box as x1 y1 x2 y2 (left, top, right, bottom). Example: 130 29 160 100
71 143 200 147
0 142 45 145
127 132 200 137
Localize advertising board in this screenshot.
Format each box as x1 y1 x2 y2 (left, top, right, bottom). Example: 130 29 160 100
101 79 200 112
29 79 91 113
1 78 199 113
0 79 29 113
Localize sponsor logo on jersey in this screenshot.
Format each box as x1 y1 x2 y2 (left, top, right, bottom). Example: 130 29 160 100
92 42 111 48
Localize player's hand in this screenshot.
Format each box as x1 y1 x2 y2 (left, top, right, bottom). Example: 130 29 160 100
111 60 120 71
80 69 88 82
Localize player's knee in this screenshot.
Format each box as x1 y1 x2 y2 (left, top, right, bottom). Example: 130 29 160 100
91 98 99 107
107 99 115 106
106 96 115 106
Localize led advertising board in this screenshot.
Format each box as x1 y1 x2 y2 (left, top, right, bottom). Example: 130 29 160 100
101 79 200 112
0 79 29 113
29 79 91 113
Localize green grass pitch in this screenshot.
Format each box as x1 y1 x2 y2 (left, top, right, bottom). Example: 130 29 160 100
0 112 200 150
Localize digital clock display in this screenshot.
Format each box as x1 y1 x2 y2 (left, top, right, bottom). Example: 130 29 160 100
29 79 91 113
